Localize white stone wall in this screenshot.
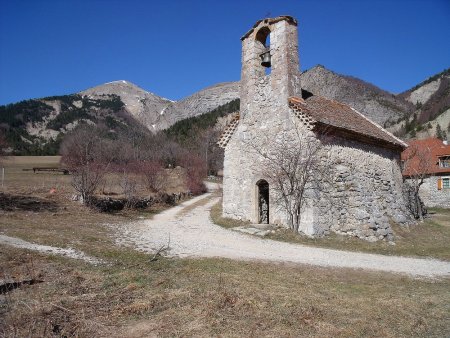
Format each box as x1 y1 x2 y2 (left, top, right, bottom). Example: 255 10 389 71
316 138 410 241
223 111 412 241
223 17 412 241
416 175 450 208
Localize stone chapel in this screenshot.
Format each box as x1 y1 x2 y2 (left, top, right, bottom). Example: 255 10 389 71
219 16 412 241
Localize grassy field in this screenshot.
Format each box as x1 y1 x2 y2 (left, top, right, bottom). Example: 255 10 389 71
0 155 187 197
1 157 449 337
1 156 68 194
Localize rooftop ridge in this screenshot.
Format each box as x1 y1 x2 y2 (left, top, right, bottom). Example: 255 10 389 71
349 106 408 148
288 96 406 149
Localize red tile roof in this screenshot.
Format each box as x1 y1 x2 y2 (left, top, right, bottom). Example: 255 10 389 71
401 138 450 176
289 96 407 149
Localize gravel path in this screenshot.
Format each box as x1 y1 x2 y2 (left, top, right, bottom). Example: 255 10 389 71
0 234 103 265
117 191 450 278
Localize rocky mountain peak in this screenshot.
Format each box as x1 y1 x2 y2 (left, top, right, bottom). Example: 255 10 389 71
80 80 174 131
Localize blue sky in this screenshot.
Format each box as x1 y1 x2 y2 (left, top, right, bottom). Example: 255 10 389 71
0 0 449 105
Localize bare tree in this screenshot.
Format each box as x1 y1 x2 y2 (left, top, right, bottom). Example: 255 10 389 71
139 160 167 193
402 143 433 220
119 164 139 208
179 152 207 195
0 131 8 166
247 129 331 232
60 125 115 204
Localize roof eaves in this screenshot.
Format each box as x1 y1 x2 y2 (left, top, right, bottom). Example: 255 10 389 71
349 107 408 149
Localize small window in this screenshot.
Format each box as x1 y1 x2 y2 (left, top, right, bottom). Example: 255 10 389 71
439 156 450 168
443 178 450 189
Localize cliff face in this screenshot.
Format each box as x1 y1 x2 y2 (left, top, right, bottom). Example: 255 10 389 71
81 80 241 131
391 68 450 139
80 80 173 131
299 65 414 126
155 82 240 130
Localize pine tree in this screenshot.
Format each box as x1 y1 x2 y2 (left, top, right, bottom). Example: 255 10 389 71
436 124 444 140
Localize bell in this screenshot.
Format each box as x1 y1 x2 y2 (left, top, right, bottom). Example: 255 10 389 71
260 49 271 68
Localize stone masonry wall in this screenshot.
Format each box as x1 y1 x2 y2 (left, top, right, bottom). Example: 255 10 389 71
314 138 411 241
223 17 412 241
223 107 412 241
415 175 450 208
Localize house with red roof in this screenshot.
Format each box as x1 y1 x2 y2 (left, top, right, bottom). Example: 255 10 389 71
402 138 450 207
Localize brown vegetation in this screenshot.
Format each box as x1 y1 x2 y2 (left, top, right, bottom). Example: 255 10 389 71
0 157 449 337
58 124 207 207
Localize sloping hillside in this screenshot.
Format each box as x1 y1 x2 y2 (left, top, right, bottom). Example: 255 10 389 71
0 93 144 155
2 66 449 155
80 80 173 131
300 65 414 126
388 68 450 139
156 82 240 130
0 80 241 154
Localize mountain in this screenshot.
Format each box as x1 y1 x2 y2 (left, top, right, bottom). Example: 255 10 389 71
2 65 449 154
0 92 148 155
387 68 450 139
0 81 240 154
80 80 173 131
155 82 240 130
299 65 414 126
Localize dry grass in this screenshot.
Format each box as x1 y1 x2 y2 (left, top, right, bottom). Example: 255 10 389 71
1 246 449 337
1 157 449 337
1 156 188 198
1 156 69 195
211 200 450 261
265 214 450 261
210 198 251 229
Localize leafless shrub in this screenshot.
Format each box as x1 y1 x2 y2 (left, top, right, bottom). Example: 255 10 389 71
60 125 115 204
180 152 207 195
139 160 167 193
119 169 139 208
0 130 8 166
246 128 332 232
402 144 433 220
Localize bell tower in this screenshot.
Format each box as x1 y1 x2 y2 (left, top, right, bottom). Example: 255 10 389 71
239 16 302 120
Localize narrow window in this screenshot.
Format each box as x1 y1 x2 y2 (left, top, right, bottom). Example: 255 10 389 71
255 27 271 75
256 179 269 224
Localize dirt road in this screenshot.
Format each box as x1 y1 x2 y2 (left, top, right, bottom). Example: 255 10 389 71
117 189 450 278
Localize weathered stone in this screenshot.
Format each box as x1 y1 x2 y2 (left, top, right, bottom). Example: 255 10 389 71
354 209 370 220
376 228 389 237
222 15 413 242
392 214 407 224
366 236 378 243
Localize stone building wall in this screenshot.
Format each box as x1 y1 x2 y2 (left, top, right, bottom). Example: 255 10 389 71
314 138 411 241
223 105 412 241
416 175 450 208
222 16 412 241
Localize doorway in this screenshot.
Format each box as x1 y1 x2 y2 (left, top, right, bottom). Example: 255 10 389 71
257 180 269 224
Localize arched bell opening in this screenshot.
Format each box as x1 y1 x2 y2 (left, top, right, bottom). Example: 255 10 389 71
256 179 269 224
255 26 272 75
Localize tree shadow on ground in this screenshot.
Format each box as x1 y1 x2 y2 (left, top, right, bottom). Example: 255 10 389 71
0 193 58 212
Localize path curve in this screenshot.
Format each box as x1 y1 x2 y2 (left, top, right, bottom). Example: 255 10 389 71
117 191 450 278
